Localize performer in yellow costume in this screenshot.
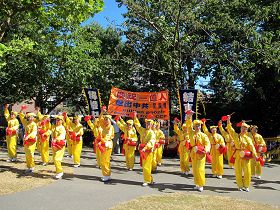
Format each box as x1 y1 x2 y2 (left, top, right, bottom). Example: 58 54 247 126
174 119 191 175
218 120 235 168
227 116 257 192
116 116 138 170
202 122 225 179
51 115 67 179
85 116 102 168
37 114 52 165
63 112 73 158
65 115 84 167
154 121 165 166
19 110 38 173
97 112 114 182
186 112 210 192
134 113 156 186
4 104 19 162
151 122 159 172
248 125 266 179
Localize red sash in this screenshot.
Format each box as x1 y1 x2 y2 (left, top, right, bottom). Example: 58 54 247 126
23 134 36 146
94 137 101 153
51 140 66 150
159 139 165 145
6 128 16 136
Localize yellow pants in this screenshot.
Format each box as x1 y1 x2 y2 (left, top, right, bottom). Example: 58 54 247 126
191 151 206 187
152 148 158 171
72 140 83 164
96 147 101 167
24 142 37 169
156 145 163 164
226 143 234 167
211 148 224 175
100 148 112 176
53 146 65 173
40 139 49 163
67 138 73 156
6 135 17 159
179 143 190 173
125 145 136 169
251 154 262 176
142 152 153 183
36 138 41 154
234 154 251 188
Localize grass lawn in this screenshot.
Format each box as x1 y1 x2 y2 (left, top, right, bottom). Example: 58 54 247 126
110 193 279 210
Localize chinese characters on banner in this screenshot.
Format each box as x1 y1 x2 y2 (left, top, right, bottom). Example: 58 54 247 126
108 87 169 120
83 88 101 117
178 89 198 122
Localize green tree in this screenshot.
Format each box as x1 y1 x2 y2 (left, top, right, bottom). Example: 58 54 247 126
0 0 104 106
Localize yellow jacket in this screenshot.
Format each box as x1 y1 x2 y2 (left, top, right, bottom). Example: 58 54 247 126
52 124 66 141
174 123 189 142
117 119 137 142
4 108 19 133
19 112 37 139
186 118 210 153
226 123 257 157
202 124 225 147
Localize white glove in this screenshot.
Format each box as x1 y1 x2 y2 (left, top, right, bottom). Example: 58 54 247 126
105 141 113 149
193 146 198 153
215 144 220 149
258 146 263 153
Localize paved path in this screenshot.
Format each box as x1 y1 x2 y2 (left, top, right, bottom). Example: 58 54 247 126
0 148 280 210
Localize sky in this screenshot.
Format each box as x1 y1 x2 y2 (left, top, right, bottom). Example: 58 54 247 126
82 0 126 28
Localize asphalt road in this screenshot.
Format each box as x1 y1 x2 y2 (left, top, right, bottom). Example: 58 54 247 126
0 148 279 210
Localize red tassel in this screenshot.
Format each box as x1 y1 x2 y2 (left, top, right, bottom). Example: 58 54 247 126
114 115 120 122
206 153 212 163
218 145 228 154
186 110 194 115
201 118 207 123
236 121 243 127
102 106 107 111
146 113 154 119
84 115 91 121
21 105 27 110
185 141 190 150
257 156 265 166
221 116 228 121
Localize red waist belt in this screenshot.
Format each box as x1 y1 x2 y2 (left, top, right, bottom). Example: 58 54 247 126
218 145 228 154
69 131 81 142
38 129 48 142
140 149 152 160
52 140 66 150
127 140 137 146
98 142 106 153
254 144 267 153
6 128 16 136
24 137 37 146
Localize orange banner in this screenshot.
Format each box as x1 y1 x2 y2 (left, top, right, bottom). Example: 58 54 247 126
108 87 169 120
